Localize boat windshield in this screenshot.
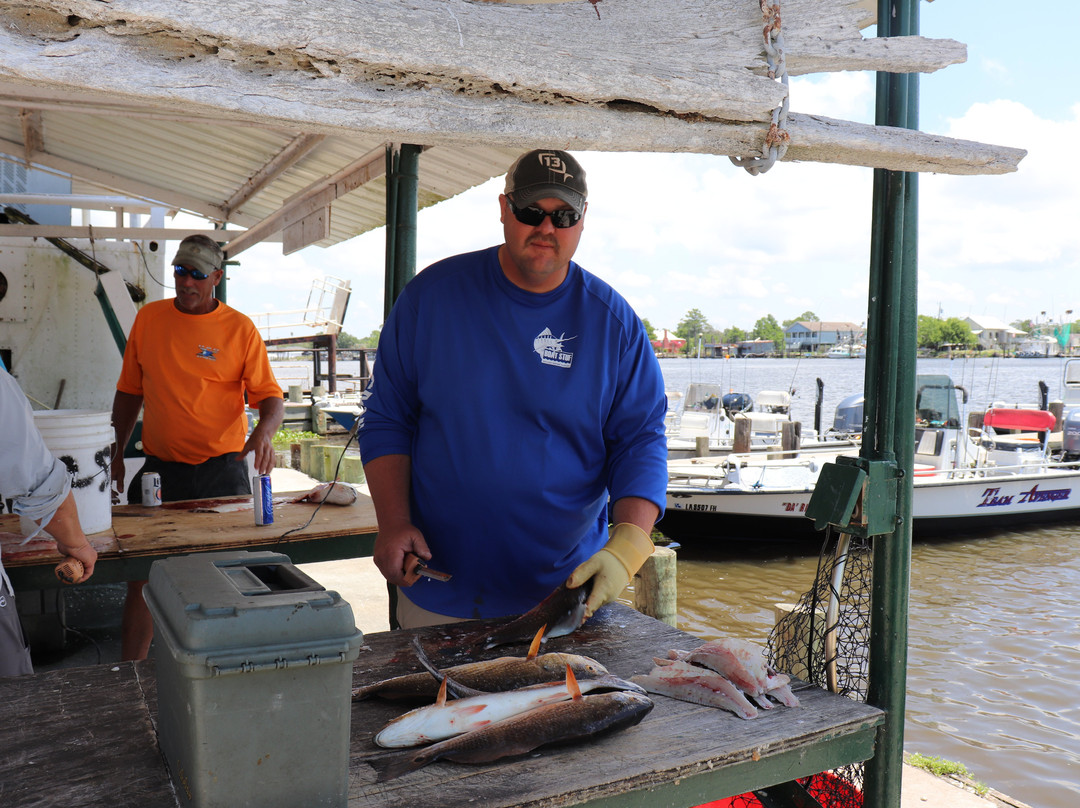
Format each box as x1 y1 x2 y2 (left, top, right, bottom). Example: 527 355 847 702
915 374 964 428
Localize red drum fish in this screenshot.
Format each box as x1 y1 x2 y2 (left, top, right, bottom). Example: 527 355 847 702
480 580 591 650
374 665 647 748
370 688 654 781
352 627 606 702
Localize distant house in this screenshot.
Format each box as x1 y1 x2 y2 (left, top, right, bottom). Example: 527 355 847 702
784 321 863 353
652 329 687 355
737 338 774 357
962 315 1025 352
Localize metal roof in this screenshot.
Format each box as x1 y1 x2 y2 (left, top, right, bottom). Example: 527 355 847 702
0 80 520 254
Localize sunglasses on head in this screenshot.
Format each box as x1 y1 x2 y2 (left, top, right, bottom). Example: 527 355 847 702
174 265 212 281
508 200 582 229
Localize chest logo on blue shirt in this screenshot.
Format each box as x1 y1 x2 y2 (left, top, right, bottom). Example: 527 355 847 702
534 327 575 369
197 344 220 361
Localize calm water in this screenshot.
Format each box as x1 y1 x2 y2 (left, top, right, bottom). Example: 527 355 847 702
658 356 1080 808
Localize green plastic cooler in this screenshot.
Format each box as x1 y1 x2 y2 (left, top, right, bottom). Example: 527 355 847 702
144 551 365 808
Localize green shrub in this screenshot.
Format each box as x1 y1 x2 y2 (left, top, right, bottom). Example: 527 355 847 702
273 427 319 450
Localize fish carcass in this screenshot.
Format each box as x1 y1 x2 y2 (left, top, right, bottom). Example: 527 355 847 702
480 580 592 649
374 666 647 748
631 639 800 720
370 690 654 781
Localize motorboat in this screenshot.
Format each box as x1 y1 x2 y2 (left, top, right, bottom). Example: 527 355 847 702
658 374 1080 542
825 342 866 359
665 381 860 460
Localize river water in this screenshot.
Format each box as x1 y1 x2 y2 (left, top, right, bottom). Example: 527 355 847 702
658 356 1079 808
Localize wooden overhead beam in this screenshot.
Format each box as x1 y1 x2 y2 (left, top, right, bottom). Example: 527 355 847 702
18 109 43 164
224 145 387 258
0 224 276 242
222 133 326 218
0 0 1024 175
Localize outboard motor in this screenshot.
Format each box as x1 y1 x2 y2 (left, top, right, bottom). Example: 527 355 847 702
1062 408 1080 461
722 392 753 416
832 393 865 435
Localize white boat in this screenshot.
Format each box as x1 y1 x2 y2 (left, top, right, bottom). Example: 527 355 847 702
825 342 866 359
665 382 860 460
658 374 1080 542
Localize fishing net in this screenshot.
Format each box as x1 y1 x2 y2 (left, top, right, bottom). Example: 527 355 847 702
708 527 873 808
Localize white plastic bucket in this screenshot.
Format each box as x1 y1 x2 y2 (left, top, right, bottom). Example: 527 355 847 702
21 409 113 536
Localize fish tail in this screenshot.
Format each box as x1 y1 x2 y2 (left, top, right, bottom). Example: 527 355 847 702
369 748 432 782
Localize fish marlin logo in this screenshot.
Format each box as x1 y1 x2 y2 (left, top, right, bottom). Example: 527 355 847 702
534 327 575 368
196 345 219 361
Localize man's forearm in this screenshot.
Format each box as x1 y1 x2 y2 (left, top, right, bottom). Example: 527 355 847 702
111 390 144 453
363 453 413 530
256 395 285 435
611 496 660 535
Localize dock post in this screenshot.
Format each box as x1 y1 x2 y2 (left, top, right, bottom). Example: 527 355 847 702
634 546 677 627
340 455 365 484
299 438 320 478
695 436 709 457
733 416 751 454
322 445 346 481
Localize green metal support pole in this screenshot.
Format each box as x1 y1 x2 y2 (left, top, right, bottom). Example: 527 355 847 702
392 144 421 304
383 145 398 323
863 1 918 806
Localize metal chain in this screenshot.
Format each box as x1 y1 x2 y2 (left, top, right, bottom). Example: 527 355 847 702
730 0 791 175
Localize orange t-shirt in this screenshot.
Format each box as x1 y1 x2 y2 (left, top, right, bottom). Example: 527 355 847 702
117 299 281 464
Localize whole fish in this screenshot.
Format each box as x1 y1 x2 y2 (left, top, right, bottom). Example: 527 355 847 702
374 666 648 748
370 690 654 781
481 580 592 650
631 658 759 720
353 627 607 701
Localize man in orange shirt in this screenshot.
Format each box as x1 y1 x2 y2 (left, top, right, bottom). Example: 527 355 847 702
111 234 283 660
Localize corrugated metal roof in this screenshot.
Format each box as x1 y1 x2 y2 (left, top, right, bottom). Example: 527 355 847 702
0 82 520 250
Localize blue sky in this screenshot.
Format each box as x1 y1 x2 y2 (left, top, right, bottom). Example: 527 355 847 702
181 1 1080 340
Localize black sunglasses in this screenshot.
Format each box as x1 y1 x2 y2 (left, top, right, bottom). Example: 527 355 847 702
508 200 582 229
174 265 212 281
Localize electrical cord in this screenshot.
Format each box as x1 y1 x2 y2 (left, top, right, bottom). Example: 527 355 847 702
274 422 360 542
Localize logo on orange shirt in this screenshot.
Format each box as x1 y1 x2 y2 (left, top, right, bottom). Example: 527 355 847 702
197 345 219 361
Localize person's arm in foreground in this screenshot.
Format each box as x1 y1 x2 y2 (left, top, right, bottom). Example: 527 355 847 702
242 395 285 475
365 453 431 587
37 491 97 582
566 495 658 619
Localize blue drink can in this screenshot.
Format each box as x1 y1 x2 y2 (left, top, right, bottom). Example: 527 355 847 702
253 474 274 525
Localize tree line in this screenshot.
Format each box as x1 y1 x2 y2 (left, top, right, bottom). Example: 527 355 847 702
643 309 1002 355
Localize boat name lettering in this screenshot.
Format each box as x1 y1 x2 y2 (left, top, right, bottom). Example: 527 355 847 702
782 502 807 513
978 485 1070 508
1018 485 1071 504
977 488 1013 507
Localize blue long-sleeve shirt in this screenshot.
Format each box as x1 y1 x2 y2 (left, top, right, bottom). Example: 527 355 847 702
358 246 668 618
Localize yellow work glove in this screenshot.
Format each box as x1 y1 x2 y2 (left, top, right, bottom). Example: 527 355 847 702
566 523 655 619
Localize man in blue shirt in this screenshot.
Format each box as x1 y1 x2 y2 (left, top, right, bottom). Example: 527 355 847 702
358 149 668 629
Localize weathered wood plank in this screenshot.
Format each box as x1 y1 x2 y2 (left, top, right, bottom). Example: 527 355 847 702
0 664 176 808
0 0 1022 174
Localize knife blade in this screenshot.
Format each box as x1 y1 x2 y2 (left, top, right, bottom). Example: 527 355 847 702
403 552 452 584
